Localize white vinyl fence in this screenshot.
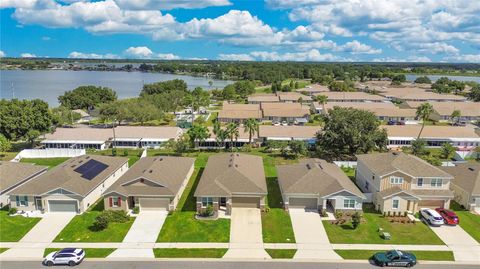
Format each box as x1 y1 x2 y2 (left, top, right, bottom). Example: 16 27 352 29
333 161 357 168
12 148 86 162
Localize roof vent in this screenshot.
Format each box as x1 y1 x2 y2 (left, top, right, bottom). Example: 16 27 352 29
79 160 83 164
86 156 90 159
142 169 147 173
306 164 311 170
159 158 163 161
392 152 399 156
235 164 238 168
149 170 153 173
71 165 77 168
468 167 475 171
228 164 232 167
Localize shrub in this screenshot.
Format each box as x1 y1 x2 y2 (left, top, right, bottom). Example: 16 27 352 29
103 210 129 223
93 214 110 231
8 207 17 215
123 149 129 156
199 205 214 217
132 206 140 214
112 148 117 156
351 212 362 229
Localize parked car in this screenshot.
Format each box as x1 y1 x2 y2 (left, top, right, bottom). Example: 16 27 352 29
273 121 280 126
387 120 396 125
281 121 288 126
435 208 459 225
420 208 444 226
396 121 406 125
43 248 85 267
371 250 417 267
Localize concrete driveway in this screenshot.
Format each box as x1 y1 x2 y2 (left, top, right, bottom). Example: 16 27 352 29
0 213 75 259
289 209 341 260
429 225 480 262
108 211 167 259
224 208 269 259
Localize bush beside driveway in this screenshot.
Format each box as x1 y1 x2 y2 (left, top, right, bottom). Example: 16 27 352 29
0 211 41 242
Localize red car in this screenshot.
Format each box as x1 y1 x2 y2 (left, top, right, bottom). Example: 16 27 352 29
435 208 459 225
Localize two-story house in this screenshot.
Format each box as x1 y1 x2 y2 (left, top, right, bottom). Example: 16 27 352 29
356 152 454 213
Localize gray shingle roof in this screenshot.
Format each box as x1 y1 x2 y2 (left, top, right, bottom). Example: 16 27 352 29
277 159 365 198
0 162 47 194
441 163 480 196
194 153 267 197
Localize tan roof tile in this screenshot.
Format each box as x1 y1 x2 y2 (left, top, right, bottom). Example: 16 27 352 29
0 162 47 194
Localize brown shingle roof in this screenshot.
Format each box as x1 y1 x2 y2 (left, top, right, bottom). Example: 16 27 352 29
296 84 330 93
261 103 310 117
405 102 480 117
247 94 280 103
356 152 453 178
259 125 320 139
10 155 128 197
218 103 263 120
441 163 480 196
381 125 480 139
105 156 195 197
277 159 365 198
194 153 267 197
277 92 312 102
0 162 47 194
315 92 387 101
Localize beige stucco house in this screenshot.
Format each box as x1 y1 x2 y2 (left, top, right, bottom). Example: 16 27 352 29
194 153 267 215
277 159 365 211
356 152 454 213
103 156 195 212
441 163 480 212
9 155 128 213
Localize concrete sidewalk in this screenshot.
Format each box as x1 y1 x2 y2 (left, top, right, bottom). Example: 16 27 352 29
429 225 480 263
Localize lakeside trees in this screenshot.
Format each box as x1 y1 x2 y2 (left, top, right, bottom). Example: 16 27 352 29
58 85 117 110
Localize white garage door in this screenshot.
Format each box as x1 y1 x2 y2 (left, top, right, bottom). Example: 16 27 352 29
289 197 318 210
48 200 78 212
139 198 169 211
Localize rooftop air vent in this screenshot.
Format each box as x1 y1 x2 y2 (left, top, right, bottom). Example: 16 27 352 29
468 167 475 171
159 158 163 161
306 164 311 169
149 170 153 173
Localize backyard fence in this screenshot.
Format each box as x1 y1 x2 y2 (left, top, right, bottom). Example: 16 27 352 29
12 148 86 162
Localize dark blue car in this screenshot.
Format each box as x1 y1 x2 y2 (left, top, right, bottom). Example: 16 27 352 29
371 250 417 267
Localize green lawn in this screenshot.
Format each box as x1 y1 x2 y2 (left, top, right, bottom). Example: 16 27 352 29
450 202 480 243
0 152 18 161
262 209 295 243
334 250 454 261
153 248 227 258
323 211 445 245
43 248 116 258
53 211 134 242
0 210 41 242
20 157 70 169
0 248 8 254
265 249 297 259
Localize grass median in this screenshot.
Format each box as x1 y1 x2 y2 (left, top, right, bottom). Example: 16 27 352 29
43 248 116 258
265 249 297 259
334 250 454 261
153 248 227 258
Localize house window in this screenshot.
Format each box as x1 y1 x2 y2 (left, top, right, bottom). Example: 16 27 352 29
343 199 356 209
16 196 29 207
417 178 423 187
431 178 443 187
390 176 404 184
202 197 213 207
392 199 400 209
112 196 120 207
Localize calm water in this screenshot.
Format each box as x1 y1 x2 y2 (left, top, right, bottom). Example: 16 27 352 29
406 74 480 83
0 70 232 106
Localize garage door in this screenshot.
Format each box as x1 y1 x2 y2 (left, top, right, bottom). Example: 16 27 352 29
139 198 169 211
231 197 260 208
48 200 78 212
418 200 445 208
289 197 318 210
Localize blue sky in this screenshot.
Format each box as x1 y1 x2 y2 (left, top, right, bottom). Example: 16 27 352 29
1 0 479 62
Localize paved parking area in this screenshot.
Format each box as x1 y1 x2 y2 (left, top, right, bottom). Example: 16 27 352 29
224 208 269 259
429 224 480 262
289 209 341 260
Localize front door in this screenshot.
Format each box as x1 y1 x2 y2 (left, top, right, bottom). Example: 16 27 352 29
34 197 43 211
220 197 227 207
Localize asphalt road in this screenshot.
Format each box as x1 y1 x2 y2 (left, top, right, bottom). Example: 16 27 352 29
0 261 475 269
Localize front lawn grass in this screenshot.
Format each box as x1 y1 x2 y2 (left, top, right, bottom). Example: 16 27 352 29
0 248 8 254
262 209 295 243
265 249 297 259
0 210 41 242
323 210 444 245
450 202 480 243
334 250 454 261
20 157 70 169
153 248 227 258
53 212 134 242
43 248 116 258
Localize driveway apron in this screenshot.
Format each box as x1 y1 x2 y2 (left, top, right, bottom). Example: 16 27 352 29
224 208 270 259
429 225 480 263
289 209 341 260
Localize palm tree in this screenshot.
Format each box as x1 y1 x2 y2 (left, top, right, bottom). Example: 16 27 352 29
212 120 227 148
416 102 434 139
226 122 239 151
450 110 461 125
243 118 259 144
316 95 328 115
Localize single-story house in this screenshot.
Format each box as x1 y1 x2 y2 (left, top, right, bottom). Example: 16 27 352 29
194 153 267 215
0 162 48 208
217 103 262 123
296 84 330 96
277 159 365 211
198 127 259 149
103 156 195 212
42 127 112 150
356 152 454 213
277 92 313 103
261 102 310 123
406 101 480 123
441 163 480 212
383 125 480 149
112 126 183 149
247 94 280 104
314 92 388 103
311 101 396 114
259 125 320 144
381 91 467 102
9 155 128 213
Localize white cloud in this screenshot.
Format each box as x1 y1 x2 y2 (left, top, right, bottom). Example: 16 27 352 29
41 36 51 41
124 46 153 58
443 54 480 63
373 56 431 62
155 53 180 60
335 40 382 54
68 51 119 59
0 0 39 9
20 52 36 58
218 53 254 61
114 0 231 10
0 50 5 57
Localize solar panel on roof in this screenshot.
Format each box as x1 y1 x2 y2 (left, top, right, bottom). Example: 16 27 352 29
73 159 109 180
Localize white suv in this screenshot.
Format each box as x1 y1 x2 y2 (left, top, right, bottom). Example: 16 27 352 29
44 248 85 266
420 208 444 226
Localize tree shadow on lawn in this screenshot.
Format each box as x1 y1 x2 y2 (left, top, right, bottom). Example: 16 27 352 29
181 168 204 212
339 224 355 230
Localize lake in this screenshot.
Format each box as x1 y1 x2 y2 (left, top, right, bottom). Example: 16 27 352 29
405 74 480 83
0 70 233 106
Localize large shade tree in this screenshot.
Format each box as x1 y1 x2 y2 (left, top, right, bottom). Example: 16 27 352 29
58 86 117 110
